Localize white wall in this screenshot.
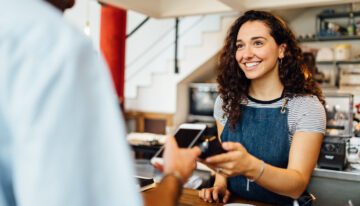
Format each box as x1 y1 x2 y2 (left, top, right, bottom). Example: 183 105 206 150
64 0 101 50
124 13 236 117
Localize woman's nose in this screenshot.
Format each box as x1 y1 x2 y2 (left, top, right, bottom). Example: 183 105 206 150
242 46 254 59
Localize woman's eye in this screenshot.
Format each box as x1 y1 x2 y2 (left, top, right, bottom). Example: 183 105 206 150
236 44 244 50
254 41 263 46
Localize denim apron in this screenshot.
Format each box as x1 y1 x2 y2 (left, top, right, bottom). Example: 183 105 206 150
221 99 295 205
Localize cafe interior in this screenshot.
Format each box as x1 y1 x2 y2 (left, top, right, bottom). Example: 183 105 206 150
60 0 360 205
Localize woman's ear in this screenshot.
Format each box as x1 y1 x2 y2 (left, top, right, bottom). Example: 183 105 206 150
278 43 286 59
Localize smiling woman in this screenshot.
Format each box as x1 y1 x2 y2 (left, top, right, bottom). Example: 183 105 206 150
235 21 285 82
217 11 324 129
198 10 326 206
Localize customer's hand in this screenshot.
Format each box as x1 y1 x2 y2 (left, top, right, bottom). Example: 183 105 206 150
198 184 230 203
155 136 201 182
203 142 256 177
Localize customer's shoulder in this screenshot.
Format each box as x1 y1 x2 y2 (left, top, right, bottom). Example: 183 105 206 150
2 1 60 28
1 1 85 46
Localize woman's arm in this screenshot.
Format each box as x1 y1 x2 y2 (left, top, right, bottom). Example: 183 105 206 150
206 131 323 199
254 131 323 198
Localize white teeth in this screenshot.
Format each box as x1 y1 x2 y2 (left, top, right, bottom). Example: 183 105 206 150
245 62 260 67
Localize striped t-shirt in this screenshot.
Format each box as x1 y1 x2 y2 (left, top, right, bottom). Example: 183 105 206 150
214 95 326 141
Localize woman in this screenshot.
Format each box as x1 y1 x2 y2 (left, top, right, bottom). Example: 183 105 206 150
198 10 326 205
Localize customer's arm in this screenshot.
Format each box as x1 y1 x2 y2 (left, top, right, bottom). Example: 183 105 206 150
143 137 201 206
142 175 182 206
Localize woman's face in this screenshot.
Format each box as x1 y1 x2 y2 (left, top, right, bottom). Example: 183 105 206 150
235 21 285 81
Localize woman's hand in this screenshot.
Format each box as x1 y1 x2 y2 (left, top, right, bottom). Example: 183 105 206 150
198 184 230 203
204 142 258 177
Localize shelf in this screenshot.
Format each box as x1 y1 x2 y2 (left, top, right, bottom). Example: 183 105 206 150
298 35 360 42
317 11 360 19
317 60 360 65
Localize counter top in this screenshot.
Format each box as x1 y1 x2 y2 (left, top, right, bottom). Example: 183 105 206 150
143 188 273 206
313 167 360 182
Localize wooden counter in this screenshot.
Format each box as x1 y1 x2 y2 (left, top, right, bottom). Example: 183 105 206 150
178 188 273 206
143 187 273 206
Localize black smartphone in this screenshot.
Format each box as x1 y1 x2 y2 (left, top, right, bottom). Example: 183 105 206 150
198 136 226 159
151 123 206 165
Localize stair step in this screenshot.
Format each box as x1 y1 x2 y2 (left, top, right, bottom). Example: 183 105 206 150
125 13 237 106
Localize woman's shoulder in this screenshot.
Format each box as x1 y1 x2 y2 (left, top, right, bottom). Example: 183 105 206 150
288 95 325 115
214 95 227 125
289 95 323 105
288 95 326 134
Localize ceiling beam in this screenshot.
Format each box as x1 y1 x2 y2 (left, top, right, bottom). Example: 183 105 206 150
100 0 360 18
219 0 360 11
99 0 162 18
160 0 232 18
99 0 232 18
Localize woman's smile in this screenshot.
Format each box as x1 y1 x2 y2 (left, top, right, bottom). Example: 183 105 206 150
243 61 262 71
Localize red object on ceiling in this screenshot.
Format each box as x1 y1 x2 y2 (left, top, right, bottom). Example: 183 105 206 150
100 4 127 108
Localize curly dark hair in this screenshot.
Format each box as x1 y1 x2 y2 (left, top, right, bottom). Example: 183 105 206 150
217 10 324 129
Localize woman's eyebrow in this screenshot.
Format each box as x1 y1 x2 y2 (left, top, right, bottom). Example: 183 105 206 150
251 36 267 40
236 36 267 42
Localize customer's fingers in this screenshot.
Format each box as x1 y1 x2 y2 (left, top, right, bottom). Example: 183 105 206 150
152 162 164 172
189 146 202 157
165 136 178 151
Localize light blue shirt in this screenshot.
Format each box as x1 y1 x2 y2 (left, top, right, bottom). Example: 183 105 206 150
0 0 143 205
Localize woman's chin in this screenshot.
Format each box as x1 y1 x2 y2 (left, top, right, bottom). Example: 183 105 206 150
243 73 259 80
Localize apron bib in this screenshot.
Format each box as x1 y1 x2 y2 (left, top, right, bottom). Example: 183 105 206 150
221 100 294 205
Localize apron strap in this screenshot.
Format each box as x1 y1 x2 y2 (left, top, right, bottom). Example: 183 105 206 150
280 98 289 114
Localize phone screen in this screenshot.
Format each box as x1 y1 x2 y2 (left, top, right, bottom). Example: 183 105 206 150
175 128 204 148
198 136 226 159
155 128 204 158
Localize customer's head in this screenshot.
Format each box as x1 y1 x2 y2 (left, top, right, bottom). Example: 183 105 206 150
217 10 323 129
45 0 75 11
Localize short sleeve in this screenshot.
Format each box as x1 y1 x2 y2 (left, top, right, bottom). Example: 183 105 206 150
294 96 326 134
214 95 227 125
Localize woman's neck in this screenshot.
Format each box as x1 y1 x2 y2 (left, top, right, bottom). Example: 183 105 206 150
248 77 284 101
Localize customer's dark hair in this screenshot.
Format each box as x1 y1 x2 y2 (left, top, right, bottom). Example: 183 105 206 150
217 10 324 129
44 0 75 11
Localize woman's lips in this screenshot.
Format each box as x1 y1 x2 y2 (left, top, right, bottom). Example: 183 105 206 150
243 61 261 70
